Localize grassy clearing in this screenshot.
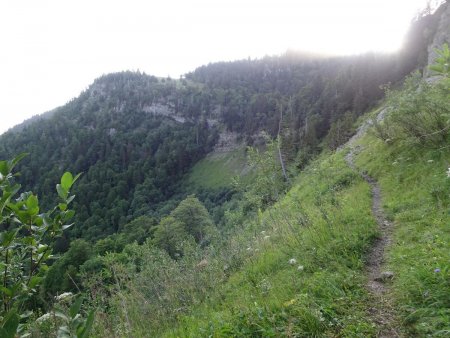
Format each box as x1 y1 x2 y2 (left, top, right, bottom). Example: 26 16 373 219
355 134 450 337
164 151 380 337
187 147 250 189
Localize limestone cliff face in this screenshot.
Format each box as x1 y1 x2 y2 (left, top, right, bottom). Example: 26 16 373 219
427 1 450 71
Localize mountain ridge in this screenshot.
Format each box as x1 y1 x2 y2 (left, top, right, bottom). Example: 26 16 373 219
0 5 443 242
0 1 449 336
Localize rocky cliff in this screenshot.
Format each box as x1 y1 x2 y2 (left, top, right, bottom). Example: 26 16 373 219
427 1 450 73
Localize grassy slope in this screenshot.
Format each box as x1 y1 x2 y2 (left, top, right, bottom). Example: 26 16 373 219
355 134 450 337
163 118 449 337
187 147 250 189
167 151 380 337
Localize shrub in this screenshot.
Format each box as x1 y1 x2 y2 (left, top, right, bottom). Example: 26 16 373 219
0 154 92 337
373 44 450 147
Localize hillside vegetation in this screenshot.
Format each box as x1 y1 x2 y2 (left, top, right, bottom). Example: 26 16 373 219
0 4 448 336
0 7 438 245
160 51 449 337
79 46 449 337
92 45 449 337
187 146 249 189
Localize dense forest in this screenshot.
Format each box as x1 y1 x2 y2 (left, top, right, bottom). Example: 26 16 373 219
0 2 448 336
0 74 219 243
0 6 439 243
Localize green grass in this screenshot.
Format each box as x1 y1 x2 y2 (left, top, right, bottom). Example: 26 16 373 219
355 134 450 337
167 127 450 337
92 107 449 337
187 146 250 189
164 151 380 337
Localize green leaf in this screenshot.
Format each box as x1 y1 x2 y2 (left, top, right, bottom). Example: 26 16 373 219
34 216 43 227
69 296 83 318
0 286 13 297
25 195 39 216
61 172 73 191
37 244 48 253
0 230 17 247
1 309 19 338
72 172 82 185
56 184 68 200
58 203 67 211
64 210 75 221
79 310 95 338
0 161 8 176
66 195 75 205
25 195 38 210
29 276 42 289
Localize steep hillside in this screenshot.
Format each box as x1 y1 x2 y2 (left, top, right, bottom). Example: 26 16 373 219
0 74 219 241
161 67 449 337
0 6 437 243
88 105 449 336
0 3 448 337
85 43 449 337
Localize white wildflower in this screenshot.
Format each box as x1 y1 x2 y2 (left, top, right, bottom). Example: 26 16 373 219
263 235 270 240
55 292 73 302
288 258 297 265
427 159 434 163
36 313 51 324
297 265 304 271
447 167 450 178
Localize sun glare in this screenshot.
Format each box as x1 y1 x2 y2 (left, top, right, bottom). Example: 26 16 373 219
212 0 430 56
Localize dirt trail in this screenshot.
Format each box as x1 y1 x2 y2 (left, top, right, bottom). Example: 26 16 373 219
343 114 401 337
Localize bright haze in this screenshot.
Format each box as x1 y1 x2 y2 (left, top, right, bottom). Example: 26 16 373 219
0 0 433 134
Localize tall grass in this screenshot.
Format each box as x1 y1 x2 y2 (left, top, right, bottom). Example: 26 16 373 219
355 133 450 336
159 153 379 337
356 67 450 335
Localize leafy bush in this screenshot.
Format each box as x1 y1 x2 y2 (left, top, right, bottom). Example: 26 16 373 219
0 154 93 337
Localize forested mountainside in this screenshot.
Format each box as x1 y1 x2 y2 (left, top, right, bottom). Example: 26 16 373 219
0 78 219 241
0 2 449 336
0 8 440 245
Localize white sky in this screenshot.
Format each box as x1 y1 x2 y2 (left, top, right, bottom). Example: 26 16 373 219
0 0 434 134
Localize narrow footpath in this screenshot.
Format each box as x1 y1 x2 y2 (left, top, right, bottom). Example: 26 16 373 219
345 146 401 337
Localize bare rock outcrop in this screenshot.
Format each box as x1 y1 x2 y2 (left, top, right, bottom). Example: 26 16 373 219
426 1 450 76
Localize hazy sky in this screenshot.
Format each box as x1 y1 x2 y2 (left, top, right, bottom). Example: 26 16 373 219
0 0 434 134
